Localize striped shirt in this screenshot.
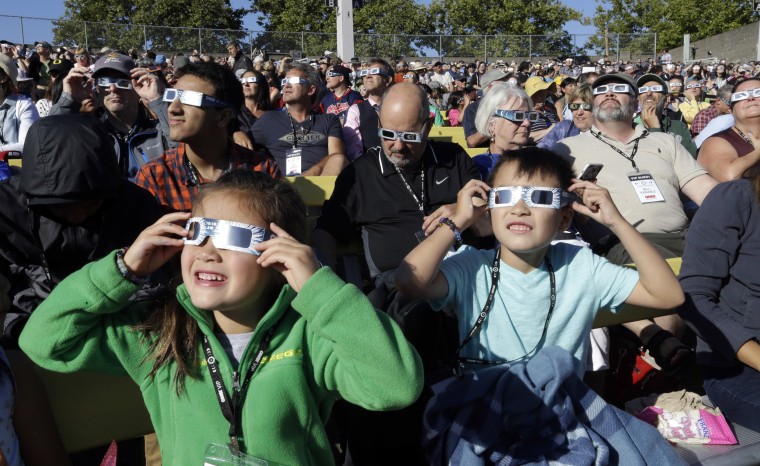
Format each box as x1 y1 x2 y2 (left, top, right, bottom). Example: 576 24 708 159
135 141 281 212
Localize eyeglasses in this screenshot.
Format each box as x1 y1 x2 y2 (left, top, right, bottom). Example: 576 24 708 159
96 76 132 90
281 76 310 86
240 76 260 84
685 82 704 90
402 74 416 79
592 84 633 95
638 85 665 93
568 103 592 111
669 82 683 88
184 217 274 256
377 121 427 143
75 54 88 59
731 87 760 102
488 186 574 210
356 67 390 78
494 109 540 123
162 88 230 108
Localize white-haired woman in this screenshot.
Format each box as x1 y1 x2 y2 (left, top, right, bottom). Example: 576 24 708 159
471 82 533 179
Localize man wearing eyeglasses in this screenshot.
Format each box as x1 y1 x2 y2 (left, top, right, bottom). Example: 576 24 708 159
634 73 697 158
553 73 718 376
48 53 172 181
319 65 362 125
251 62 346 176
312 82 485 463
343 58 394 160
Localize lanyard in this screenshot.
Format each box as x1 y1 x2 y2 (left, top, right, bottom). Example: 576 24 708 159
590 129 646 172
184 155 232 186
393 160 425 214
286 111 313 148
202 324 277 452
455 249 556 374
734 127 754 147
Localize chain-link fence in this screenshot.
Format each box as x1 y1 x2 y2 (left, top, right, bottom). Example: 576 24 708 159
0 14 658 62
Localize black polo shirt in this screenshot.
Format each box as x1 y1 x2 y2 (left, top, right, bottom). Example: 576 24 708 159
316 140 479 277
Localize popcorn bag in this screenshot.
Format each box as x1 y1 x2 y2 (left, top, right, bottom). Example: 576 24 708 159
637 406 738 445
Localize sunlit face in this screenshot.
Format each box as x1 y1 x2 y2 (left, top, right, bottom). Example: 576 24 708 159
167 75 230 142
489 161 572 263
731 80 760 122
97 70 138 117
489 97 530 151
181 192 278 317
570 98 593 132
637 80 666 111
241 71 260 98
379 105 428 169
282 69 315 105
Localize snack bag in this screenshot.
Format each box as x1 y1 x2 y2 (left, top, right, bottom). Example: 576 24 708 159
637 406 737 445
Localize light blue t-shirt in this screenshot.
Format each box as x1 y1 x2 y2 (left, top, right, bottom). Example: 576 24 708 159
431 243 639 376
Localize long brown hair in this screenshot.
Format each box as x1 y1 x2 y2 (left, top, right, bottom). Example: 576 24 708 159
137 171 307 393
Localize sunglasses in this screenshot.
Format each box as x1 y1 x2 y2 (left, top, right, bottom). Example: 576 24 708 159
356 67 390 78
568 103 591 111
75 54 88 59
592 84 633 95
240 76 260 84
638 85 664 93
488 186 574 210
731 88 760 102
162 88 230 108
326 71 345 78
184 217 274 256
377 121 427 143
494 109 540 123
685 82 704 90
96 76 132 89
281 76 310 86
669 82 683 88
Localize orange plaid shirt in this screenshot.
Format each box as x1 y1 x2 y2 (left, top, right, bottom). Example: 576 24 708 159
135 142 281 212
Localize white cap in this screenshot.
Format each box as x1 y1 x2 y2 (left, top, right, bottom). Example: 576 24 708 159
324 50 334 56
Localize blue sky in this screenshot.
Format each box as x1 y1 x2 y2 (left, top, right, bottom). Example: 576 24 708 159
0 0 599 44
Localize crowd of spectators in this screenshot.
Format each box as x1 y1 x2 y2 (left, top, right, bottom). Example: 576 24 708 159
0 36 758 466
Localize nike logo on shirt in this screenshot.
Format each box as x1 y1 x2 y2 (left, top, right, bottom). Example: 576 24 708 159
435 177 449 185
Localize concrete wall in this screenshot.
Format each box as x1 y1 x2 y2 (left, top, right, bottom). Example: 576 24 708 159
669 22 759 64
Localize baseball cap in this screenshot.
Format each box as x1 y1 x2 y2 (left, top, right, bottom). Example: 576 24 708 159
330 65 351 81
49 59 75 77
592 73 638 94
636 73 667 90
93 53 135 78
154 54 166 65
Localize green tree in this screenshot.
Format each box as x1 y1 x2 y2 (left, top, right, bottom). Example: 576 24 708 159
588 0 760 55
53 0 246 53
251 0 434 58
427 0 582 59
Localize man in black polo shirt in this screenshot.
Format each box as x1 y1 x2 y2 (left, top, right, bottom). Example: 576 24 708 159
314 81 487 282
251 62 346 175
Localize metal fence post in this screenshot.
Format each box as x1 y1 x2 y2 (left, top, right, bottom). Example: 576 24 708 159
439 34 442 60
653 32 657 62
529 35 532 60
143 24 147 51
301 31 305 54
484 35 487 63
198 28 202 54
616 33 620 62
19 17 25 46
249 30 253 57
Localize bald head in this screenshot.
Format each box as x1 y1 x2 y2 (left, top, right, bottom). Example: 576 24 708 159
380 83 429 127
378 83 431 170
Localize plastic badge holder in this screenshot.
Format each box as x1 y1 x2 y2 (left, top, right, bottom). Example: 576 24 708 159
204 443 268 466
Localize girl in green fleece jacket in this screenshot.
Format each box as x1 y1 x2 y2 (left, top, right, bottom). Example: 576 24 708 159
19 171 423 466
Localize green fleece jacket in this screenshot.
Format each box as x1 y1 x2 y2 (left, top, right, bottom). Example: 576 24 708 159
19 251 424 465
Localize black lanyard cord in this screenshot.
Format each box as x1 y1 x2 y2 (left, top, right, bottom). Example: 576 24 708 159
202 319 281 451
286 111 313 148
454 249 556 374
590 128 647 172
393 159 426 214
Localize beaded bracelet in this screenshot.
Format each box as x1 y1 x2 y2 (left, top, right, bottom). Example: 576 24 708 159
437 217 463 249
115 247 149 285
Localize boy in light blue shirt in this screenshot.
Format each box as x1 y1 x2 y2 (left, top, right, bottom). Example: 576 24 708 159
396 147 684 375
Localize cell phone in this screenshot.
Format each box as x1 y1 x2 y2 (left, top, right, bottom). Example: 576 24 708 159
579 163 603 181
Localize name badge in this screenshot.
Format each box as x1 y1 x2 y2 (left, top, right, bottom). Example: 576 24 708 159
627 169 665 204
285 147 302 176
204 443 268 466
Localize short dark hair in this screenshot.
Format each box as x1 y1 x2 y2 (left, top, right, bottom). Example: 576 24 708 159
175 61 244 110
227 40 240 48
369 57 393 78
487 147 575 191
